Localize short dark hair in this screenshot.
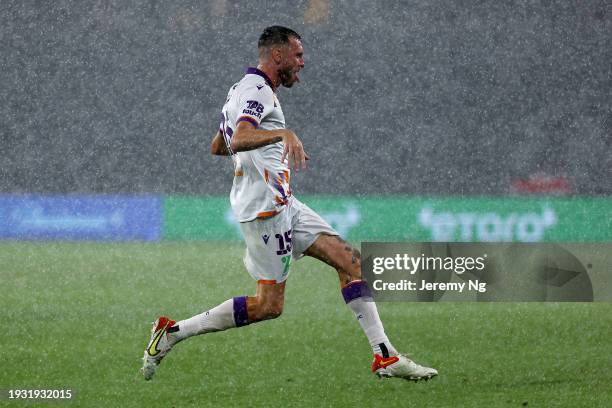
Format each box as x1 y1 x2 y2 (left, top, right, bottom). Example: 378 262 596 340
258 26 301 49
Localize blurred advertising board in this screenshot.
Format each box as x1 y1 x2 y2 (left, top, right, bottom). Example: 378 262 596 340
164 196 612 243
0 195 161 241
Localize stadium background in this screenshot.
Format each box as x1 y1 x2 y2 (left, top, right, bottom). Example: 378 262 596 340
1 1 611 407
1 0 610 241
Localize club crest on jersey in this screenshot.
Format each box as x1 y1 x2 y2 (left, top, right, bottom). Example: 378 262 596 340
262 234 270 244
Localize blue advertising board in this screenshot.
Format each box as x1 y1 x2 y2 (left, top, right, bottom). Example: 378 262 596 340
0 195 161 241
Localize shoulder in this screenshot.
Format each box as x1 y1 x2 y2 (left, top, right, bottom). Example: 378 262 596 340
237 76 274 101
241 74 272 92
225 82 240 100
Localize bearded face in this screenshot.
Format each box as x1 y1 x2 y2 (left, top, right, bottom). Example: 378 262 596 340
278 64 298 88
276 37 304 88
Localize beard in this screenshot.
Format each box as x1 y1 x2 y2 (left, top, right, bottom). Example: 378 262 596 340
278 66 297 88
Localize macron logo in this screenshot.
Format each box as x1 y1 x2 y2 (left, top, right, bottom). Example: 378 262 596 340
262 234 270 244
256 85 264 90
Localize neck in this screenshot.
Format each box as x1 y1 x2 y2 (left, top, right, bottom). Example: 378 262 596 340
257 63 280 90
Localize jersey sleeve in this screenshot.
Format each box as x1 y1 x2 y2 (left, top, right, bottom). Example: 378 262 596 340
236 85 275 128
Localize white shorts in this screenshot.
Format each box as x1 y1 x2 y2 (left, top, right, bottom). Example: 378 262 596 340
239 197 338 283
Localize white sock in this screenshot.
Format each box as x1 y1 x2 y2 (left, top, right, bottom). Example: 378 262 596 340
171 298 236 343
347 297 398 357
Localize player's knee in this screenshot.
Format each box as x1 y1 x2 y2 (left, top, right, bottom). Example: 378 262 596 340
335 248 362 286
258 303 283 320
252 299 283 321
265 305 283 320
352 248 362 269
344 247 361 276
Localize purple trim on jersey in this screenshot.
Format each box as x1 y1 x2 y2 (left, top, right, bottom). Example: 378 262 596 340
246 67 275 91
271 176 289 202
342 280 372 303
237 116 259 128
233 296 249 327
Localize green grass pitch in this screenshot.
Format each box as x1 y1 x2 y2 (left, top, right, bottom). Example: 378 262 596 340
1 242 611 407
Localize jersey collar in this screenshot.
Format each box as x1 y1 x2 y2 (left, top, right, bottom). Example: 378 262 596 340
246 67 276 91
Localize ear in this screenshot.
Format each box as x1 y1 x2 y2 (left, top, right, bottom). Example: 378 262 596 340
271 46 284 64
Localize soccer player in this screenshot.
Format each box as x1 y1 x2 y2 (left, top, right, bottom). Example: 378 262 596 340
142 26 437 382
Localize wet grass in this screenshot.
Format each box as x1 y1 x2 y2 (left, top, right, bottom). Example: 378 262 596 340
1 242 611 407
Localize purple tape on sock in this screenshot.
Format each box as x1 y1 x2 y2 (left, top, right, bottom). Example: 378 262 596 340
233 296 249 327
341 280 372 303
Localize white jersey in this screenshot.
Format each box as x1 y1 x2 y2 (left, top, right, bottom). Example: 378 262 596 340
220 67 292 222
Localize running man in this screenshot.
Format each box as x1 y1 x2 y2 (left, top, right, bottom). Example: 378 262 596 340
142 26 437 382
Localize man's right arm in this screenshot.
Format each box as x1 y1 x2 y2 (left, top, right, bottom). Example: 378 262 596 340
210 130 230 156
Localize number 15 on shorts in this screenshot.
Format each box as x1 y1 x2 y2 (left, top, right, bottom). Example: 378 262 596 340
275 229 292 255
275 230 292 278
